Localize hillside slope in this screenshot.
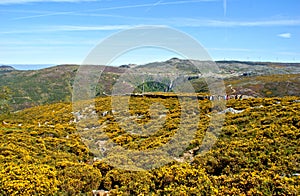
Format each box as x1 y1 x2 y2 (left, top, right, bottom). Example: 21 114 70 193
225 73 300 97
1 59 300 110
0 95 299 195
0 65 78 110
0 65 124 110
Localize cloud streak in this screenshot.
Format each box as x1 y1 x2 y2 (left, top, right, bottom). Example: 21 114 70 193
3 18 300 35
12 0 218 20
0 24 135 34
5 18 300 36
172 18 300 27
223 0 226 16
146 0 164 12
0 0 98 4
53 25 133 31
277 33 291 38
88 0 216 12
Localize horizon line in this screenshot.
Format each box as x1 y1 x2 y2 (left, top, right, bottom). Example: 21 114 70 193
2 58 300 70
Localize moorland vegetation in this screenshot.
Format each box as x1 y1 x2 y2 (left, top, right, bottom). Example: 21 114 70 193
0 95 299 195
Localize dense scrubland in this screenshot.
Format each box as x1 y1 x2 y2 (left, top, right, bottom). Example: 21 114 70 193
0 95 299 195
1 60 300 195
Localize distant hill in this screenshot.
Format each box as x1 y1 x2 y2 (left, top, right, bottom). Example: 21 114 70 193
224 73 300 97
138 58 300 75
0 64 126 110
0 65 15 72
0 65 78 110
1 59 300 110
216 60 300 67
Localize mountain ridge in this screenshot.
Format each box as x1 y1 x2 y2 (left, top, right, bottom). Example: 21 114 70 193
1 58 300 111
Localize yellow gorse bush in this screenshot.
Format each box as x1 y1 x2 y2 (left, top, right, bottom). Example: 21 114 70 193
0 95 299 195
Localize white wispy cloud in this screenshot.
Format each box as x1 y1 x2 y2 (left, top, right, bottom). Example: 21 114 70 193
53 25 133 31
146 0 163 12
4 19 300 35
277 33 291 38
0 0 98 4
0 25 135 34
0 24 135 34
12 0 218 20
0 39 97 45
88 0 217 11
13 11 78 20
5 18 300 35
172 18 300 27
223 0 226 16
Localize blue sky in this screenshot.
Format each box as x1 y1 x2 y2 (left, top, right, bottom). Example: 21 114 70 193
0 0 299 68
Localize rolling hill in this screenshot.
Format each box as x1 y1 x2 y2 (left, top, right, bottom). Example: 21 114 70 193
1 59 300 111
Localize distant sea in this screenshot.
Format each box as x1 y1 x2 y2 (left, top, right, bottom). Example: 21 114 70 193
8 64 55 70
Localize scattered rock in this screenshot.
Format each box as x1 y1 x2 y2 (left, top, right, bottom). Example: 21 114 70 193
219 108 244 114
92 190 109 196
